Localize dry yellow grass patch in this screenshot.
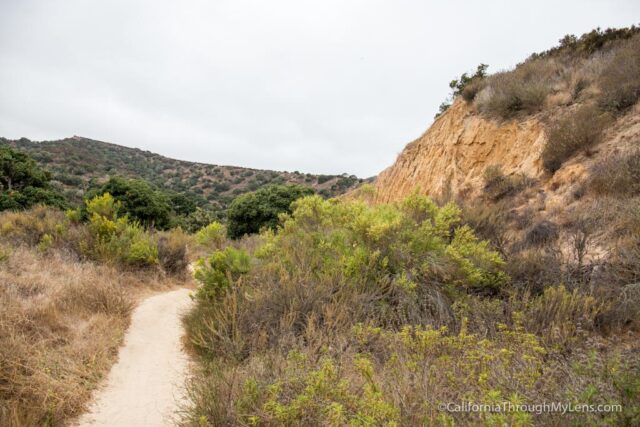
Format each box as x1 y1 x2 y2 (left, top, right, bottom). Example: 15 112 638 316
0 246 177 426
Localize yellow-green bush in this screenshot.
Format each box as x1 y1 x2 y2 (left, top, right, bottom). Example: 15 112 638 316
187 194 507 355
257 194 507 294
84 194 158 267
522 285 603 350
187 322 556 426
193 247 250 301
195 221 226 249
0 198 192 274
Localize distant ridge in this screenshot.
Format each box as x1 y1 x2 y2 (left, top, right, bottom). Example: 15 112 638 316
0 136 367 213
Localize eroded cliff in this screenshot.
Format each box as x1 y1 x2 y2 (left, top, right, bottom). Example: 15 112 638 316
374 100 547 203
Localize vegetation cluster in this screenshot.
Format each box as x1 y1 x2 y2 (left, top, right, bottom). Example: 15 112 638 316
182 192 639 426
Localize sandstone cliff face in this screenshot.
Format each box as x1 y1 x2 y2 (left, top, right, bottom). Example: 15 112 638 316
374 100 547 203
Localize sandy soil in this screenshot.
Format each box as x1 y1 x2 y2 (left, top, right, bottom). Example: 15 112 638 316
76 288 193 427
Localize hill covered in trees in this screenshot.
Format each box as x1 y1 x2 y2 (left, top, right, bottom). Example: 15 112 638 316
0 136 367 214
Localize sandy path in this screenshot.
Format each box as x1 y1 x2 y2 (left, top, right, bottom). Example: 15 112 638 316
76 288 193 427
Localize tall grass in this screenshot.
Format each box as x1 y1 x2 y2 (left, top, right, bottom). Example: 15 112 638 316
0 246 176 426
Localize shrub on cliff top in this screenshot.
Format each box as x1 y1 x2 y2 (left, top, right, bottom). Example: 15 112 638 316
476 59 556 119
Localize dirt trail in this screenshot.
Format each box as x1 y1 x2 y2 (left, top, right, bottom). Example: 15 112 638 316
76 288 193 427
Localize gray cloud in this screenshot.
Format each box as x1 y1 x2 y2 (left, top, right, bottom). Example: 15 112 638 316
1 0 638 176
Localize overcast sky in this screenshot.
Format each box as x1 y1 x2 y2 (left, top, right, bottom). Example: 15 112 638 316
0 1 638 177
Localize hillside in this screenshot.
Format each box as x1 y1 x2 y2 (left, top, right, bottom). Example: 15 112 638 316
0 136 366 213
372 28 640 268
375 27 640 204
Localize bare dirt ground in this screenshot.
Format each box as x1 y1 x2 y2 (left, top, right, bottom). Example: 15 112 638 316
75 288 193 427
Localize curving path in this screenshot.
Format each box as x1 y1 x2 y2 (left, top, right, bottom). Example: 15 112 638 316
76 288 193 427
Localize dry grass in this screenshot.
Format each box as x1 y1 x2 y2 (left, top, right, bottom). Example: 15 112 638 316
0 244 176 426
598 35 640 113
482 164 533 201
158 228 193 276
589 148 640 196
475 59 560 119
542 104 611 172
471 31 639 122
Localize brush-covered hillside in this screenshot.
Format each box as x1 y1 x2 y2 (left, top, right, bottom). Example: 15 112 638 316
0 136 365 212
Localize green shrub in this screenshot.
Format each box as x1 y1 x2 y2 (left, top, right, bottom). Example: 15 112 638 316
37 233 54 253
542 104 611 172
436 64 489 118
195 222 226 249
85 193 158 267
450 63 488 101
190 194 507 357
86 176 172 229
181 207 220 233
526 26 640 60
193 247 250 301
0 146 68 211
258 355 400 425
125 233 159 266
226 184 314 239
183 193 638 426
522 285 603 350
187 321 550 426
316 175 332 184
434 101 451 119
